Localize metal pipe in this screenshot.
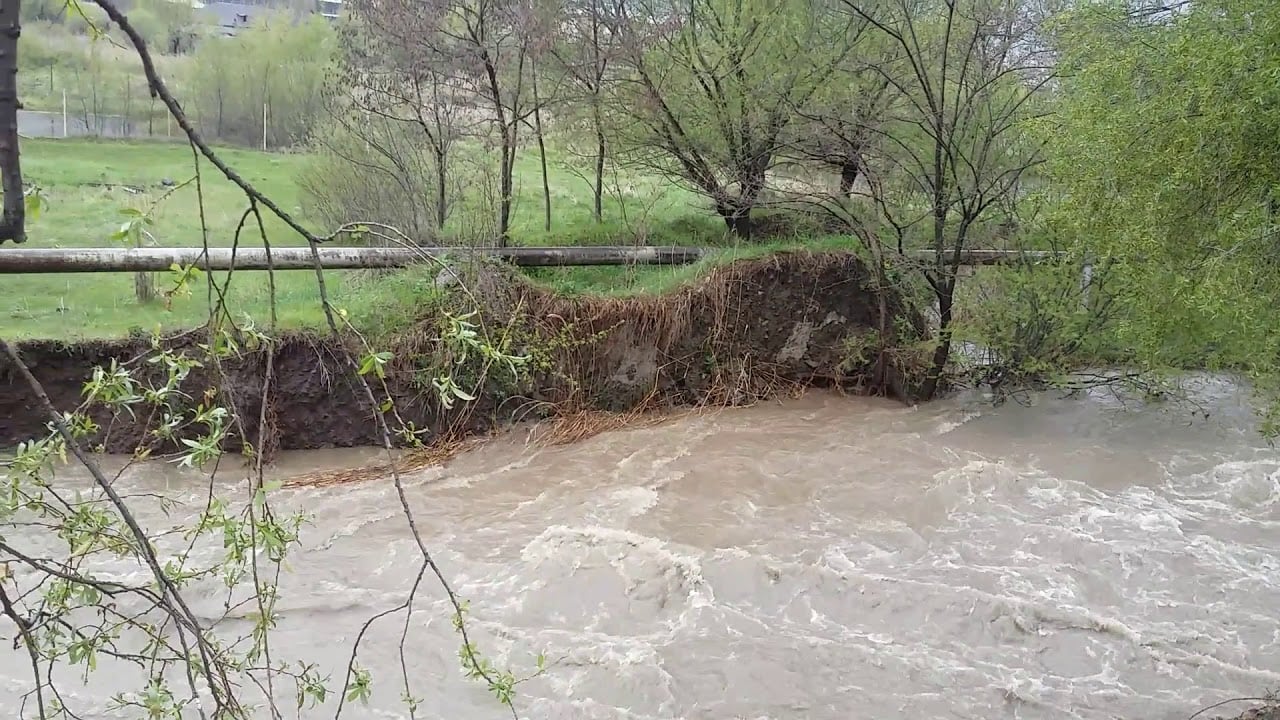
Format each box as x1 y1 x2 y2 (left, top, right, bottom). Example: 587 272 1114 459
0 246 711 273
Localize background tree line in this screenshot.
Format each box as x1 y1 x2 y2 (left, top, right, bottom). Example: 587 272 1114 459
303 0 1054 394
308 0 1280 402
17 0 335 148
10 0 1280 403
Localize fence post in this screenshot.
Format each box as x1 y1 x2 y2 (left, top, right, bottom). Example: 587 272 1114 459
61 90 67 138
1079 252 1095 311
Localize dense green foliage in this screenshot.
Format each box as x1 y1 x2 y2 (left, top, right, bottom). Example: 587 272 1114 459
1046 0 1280 394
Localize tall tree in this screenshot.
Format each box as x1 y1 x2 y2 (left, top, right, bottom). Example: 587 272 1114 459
552 0 617 223
349 0 535 244
606 0 860 238
522 0 559 233
0 0 23 244
842 0 1054 398
338 7 466 233
789 40 900 199
1048 0 1280 380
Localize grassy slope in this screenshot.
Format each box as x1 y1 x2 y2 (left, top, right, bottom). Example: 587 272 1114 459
5 138 861 341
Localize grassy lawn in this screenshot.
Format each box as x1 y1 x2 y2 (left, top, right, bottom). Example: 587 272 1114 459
502 150 725 247
3 137 858 341
10 139 332 339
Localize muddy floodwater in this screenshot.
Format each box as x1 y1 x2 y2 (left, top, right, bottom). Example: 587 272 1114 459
2 380 1278 719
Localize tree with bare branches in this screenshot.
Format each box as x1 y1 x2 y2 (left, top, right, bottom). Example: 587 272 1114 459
787 44 900 199
347 0 536 244
550 0 618 223
334 7 468 234
839 0 1053 398
605 0 862 239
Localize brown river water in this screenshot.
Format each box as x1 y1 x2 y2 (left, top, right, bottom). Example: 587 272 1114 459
3 379 1279 719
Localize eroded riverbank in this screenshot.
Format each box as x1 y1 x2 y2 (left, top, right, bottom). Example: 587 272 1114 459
0 252 926 453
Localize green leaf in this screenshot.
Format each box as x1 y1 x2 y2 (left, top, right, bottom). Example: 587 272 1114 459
24 190 46 221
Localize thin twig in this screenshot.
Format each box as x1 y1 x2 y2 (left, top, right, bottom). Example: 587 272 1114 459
0 584 48 720
1187 698 1275 720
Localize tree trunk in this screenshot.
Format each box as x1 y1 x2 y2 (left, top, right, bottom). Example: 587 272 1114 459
721 206 752 239
531 66 551 233
919 281 954 400
123 76 132 136
0 1 23 243
90 47 100 134
482 55 515 246
134 271 156 304
498 126 514 246
593 104 605 224
719 164 765 239
434 147 448 231
594 130 606 224
839 158 860 198
921 117 952 399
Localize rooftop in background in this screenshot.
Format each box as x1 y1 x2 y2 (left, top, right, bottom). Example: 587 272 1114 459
318 0 341 19
199 0 342 35
200 1 257 35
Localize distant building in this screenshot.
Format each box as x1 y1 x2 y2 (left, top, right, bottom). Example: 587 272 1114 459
198 0 341 36
317 0 341 20
199 1 261 35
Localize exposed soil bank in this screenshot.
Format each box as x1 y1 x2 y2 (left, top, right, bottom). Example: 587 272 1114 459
0 251 927 452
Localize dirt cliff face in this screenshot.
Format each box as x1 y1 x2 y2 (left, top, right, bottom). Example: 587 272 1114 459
0 336 397 453
487 250 928 411
0 252 927 452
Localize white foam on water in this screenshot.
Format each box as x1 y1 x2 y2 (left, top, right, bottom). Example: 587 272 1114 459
7 388 1280 720
934 408 984 435
520 525 710 604
584 486 660 525
429 446 547 489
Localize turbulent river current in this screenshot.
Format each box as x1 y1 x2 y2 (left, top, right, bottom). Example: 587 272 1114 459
3 380 1279 719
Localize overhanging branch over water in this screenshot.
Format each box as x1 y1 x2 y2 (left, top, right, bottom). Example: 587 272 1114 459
0 246 1061 273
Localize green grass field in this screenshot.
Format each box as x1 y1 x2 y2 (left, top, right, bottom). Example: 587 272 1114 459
4 138 861 341
11 139 331 338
